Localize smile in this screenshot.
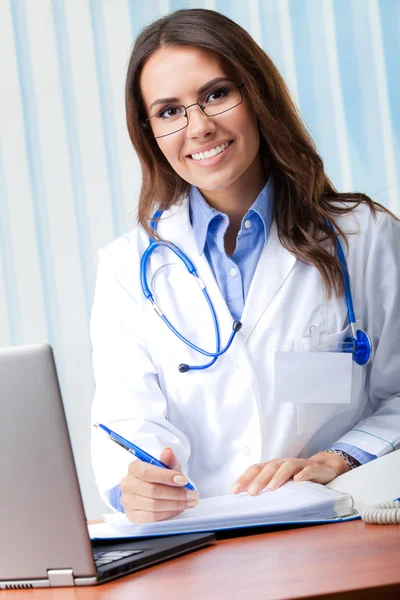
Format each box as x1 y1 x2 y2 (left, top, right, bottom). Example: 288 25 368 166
190 141 232 161
188 140 234 167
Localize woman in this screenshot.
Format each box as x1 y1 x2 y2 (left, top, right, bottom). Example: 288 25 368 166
90 8 400 524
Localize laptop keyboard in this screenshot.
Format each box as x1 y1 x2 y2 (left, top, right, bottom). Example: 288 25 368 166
94 549 144 567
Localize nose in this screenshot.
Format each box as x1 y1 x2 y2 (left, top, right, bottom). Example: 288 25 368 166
186 103 216 138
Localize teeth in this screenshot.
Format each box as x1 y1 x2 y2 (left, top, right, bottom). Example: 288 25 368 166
191 141 230 161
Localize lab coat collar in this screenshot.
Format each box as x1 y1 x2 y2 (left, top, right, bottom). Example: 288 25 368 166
240 220 296 343
156 195 236 345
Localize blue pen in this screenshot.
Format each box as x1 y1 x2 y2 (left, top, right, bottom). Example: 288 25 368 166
94 422 196 491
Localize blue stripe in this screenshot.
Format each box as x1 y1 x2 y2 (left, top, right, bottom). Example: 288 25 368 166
352 429 395 451
288 0 342 191
0 147 21 345
88 0 125 239
9 0 57 347
332 0 367 193
169 0 199 14
128 1 154 39
257 1 285 72
214 0 251 30
378 0 400 175
333 0 390 203
289 1 318 139
52 0 94 322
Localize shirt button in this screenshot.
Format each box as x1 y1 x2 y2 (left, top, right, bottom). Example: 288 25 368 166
241 446 251 457
230 267 238 277
244 220 251 229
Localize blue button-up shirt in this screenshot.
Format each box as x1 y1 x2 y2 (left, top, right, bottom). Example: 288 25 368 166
104 179 375 511
189 179 273 322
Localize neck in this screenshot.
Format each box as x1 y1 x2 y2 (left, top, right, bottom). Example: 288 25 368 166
197 155 268 229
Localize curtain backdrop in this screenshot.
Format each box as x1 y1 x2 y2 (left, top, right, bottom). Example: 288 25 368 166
0 0 399 518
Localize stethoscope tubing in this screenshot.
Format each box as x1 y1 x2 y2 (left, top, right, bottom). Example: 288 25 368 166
325 220 356 325
141 212 371 371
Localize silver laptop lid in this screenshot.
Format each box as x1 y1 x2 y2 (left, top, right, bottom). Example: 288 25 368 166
0 344 96 586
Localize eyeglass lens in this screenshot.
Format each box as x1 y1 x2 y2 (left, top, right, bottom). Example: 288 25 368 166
149 82 242 138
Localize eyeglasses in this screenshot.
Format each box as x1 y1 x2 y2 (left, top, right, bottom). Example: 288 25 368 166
142 82 245 139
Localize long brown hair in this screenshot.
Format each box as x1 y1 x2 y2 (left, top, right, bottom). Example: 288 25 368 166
125 8 397 297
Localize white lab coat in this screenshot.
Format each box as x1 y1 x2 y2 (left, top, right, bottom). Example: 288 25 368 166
90 194 400 508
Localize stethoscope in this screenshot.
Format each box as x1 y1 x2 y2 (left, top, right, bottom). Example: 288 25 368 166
140 211 372 373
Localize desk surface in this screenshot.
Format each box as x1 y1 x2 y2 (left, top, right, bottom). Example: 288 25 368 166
3 519 400 599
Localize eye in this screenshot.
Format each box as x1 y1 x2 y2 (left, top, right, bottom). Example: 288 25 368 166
205 86 230 103
157 106 184 119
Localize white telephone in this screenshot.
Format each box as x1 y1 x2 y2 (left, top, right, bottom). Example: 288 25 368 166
327 450 400 524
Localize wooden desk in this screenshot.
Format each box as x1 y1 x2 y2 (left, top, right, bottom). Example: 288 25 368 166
2 519 400 599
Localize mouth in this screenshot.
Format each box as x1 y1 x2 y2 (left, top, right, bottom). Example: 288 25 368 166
186 140 234 165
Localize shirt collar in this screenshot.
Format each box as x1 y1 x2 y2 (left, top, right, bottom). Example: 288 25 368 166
248 176 274 246
189 177 274 255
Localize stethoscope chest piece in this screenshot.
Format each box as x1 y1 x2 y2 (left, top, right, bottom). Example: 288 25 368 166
345 329 372 366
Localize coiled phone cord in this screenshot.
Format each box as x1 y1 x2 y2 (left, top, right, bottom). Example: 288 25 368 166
361 500 400 524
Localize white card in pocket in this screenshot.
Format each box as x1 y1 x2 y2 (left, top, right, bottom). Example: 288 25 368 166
274 350 353 405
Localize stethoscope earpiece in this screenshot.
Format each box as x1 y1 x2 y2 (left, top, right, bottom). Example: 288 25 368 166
233 321 243 333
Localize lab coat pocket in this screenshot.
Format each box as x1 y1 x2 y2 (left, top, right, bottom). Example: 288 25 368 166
273 322 361 434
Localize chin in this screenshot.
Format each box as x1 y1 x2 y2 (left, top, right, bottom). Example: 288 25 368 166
197 170 245 191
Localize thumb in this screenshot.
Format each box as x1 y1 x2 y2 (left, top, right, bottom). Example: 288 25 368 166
159 447 182 472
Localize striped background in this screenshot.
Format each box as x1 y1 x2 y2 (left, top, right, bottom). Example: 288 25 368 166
0 0 399 518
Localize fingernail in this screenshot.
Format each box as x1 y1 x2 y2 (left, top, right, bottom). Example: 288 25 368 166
186 490 199 499
173 475 188 485
230 483 241 495
248 483 260 496
187 500 198 507
267 479 279 490
294 474 304 481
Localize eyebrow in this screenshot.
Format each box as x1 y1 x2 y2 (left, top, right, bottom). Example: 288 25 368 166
149 77 233 111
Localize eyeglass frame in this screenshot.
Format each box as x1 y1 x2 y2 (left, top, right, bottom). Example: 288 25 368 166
141 82 245 139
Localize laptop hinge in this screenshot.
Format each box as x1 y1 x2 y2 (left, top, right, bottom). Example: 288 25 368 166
47 569 75 587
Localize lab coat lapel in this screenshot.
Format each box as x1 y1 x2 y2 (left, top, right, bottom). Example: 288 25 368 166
240 220 297 344
156 196 235 344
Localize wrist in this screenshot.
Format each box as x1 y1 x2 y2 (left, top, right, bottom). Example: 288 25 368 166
309 451 352 475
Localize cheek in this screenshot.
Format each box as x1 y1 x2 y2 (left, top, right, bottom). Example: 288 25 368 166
157 137 178 160
240 112 259 145
157 142 186 176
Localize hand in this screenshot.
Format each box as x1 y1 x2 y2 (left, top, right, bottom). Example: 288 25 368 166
230 452 351 496
119 447 199 523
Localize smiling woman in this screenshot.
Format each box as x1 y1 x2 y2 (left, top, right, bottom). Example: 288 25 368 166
90 8 400 526
137 43 265 243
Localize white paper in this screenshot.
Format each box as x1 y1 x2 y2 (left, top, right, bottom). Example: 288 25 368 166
89 480 353 539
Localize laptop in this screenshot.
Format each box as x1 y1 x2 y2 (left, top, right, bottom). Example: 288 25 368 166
0 344 215 588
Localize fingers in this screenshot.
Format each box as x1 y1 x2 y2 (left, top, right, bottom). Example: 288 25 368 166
159 447 181 471
120 477 198 521
294 464 337 484
125 508 186 524
127 457 188 488
230 462 278 495
124 474 195 502
262 459 309 492
123 493 197 514
120 452 199 523
231 459 337 496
